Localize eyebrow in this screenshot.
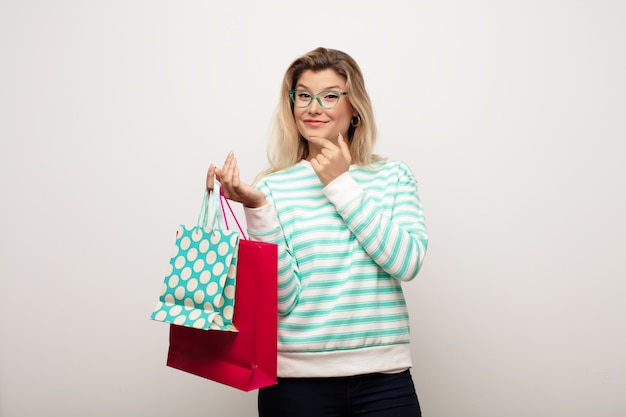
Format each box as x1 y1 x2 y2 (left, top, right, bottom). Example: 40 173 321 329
295 83 344 91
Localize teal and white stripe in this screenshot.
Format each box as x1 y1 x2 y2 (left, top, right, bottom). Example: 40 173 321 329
245 159 428 376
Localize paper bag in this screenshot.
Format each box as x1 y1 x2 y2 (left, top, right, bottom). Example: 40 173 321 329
167 238 278 391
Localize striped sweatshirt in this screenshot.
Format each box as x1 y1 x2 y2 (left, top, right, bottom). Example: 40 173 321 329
244 159 428 378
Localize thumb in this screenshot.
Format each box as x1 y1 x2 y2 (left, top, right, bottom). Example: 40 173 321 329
338 133 352 164
206 163 216 190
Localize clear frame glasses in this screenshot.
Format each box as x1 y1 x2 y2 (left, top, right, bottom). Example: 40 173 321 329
288 89 348 109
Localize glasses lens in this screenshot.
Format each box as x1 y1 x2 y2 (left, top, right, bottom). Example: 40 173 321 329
319 91 341 109
291 90 311 108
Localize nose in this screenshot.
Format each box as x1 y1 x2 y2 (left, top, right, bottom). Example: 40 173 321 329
307 97 323 113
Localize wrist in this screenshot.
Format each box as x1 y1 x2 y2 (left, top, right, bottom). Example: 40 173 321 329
245 198 268 209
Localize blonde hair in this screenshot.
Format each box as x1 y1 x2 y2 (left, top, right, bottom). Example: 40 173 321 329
260 47 382 178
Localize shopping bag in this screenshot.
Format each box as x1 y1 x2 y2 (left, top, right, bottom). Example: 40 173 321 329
150 184 240 331
166 224 278 391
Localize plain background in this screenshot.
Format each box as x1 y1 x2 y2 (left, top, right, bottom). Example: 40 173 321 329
1 1 625 416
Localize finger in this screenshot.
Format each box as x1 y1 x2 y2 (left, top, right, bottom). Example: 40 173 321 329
206 164 215 191
219 152 235 187
222 153 242 200
323 139 342 162
232 163 241 190
222 152 235 175
338 133 352 164
228 158 241 199
310 157 321 171
309 136 336 149
312 149 325 161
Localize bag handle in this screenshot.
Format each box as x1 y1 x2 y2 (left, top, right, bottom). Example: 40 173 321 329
198 183 225 229
219 188 247 239
197 183 247 239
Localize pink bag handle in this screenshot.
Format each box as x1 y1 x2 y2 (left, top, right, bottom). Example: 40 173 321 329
219 188 248 240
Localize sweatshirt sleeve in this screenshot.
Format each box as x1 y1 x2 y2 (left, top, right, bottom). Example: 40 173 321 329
243 188 302 316
324 162 428 281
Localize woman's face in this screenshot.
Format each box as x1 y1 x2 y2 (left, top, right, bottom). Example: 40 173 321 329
292 69 356 146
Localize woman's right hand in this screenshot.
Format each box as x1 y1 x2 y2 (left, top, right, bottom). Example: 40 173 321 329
207 152 268 208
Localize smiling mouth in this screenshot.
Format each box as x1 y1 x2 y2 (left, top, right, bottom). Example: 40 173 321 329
304 120 327 126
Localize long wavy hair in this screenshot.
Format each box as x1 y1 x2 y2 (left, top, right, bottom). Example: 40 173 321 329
259 47 382 178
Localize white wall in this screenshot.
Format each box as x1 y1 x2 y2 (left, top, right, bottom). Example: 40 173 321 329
1 1 624 416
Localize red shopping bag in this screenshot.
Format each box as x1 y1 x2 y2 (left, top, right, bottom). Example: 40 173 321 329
166 238 278 391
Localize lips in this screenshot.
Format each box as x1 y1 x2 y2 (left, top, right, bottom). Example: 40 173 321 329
303 119 327 127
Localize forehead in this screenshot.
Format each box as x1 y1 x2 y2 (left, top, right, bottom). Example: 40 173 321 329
296 69 347 90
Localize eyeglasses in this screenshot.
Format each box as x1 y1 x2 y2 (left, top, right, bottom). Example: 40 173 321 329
288 89 348 109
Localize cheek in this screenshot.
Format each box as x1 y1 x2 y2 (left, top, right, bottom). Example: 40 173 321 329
293 107 305 119
332 110 353 128
292 109 307 136
334 102 355 123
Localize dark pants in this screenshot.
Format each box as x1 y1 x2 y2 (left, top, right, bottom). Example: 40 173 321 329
258 369 422 417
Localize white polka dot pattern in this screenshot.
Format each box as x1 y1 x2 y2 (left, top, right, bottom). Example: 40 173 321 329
151 225 240 331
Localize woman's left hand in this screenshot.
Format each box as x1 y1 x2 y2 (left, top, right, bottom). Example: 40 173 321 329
309 133 352 186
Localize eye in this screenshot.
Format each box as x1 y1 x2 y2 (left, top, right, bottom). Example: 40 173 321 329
297 92 311 99
323 92 339 100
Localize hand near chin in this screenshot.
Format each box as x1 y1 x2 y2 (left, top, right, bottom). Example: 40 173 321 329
206 152 267 208
309 133 352 186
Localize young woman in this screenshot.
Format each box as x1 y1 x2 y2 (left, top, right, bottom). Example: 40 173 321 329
207 47 428 417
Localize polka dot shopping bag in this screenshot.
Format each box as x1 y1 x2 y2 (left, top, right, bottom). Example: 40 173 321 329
151 184 241 331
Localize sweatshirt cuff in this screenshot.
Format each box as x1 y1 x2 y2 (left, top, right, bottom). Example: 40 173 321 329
323 172 363 209
243 200 280 233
